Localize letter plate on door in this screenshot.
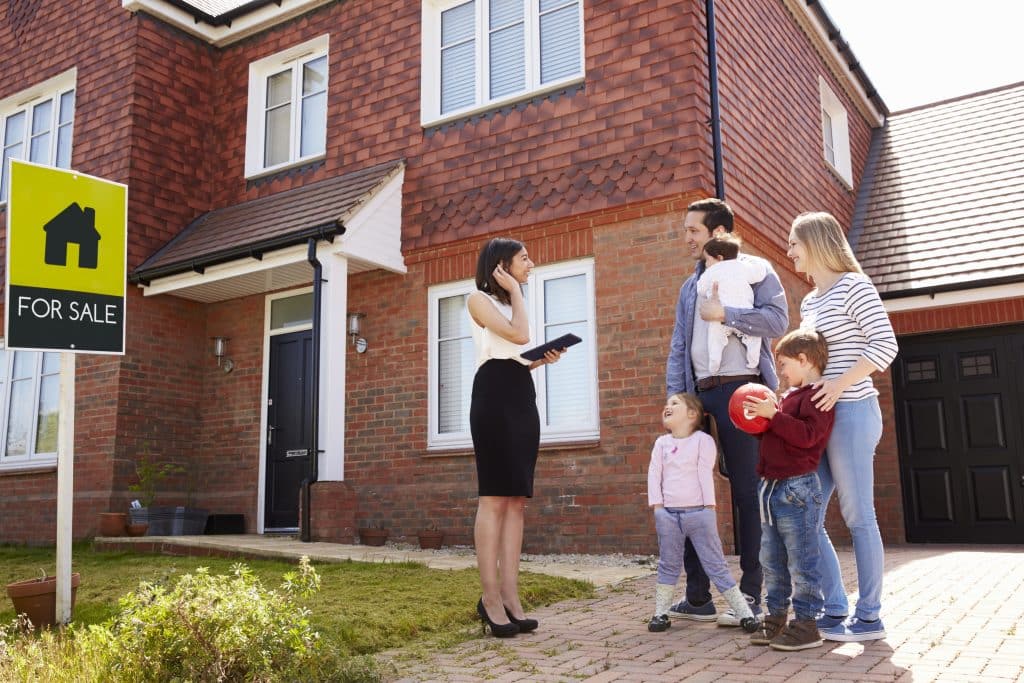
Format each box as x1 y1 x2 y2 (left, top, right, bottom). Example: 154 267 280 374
285 449 308 458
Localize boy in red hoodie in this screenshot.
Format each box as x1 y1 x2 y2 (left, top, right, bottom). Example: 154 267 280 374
741 328 834 651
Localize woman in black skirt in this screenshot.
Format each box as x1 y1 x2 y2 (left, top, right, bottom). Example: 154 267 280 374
467 237 565 637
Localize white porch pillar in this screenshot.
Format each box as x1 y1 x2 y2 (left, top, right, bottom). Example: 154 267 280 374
317 248 348 481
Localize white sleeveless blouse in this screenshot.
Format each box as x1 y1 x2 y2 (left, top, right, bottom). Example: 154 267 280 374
469 295 531 368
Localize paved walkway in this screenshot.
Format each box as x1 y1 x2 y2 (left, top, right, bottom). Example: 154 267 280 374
96 537 1024 681
385 545 1024 682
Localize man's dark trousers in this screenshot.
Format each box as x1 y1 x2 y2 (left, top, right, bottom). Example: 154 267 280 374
683 379 763 604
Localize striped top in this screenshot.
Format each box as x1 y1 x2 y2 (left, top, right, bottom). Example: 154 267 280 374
799 272 898 402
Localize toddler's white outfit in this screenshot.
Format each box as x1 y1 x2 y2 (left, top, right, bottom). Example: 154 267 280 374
696 256 768 373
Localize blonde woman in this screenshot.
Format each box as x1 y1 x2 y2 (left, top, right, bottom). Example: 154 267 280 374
786 212 898 642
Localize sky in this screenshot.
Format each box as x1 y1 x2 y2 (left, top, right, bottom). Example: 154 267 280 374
819 0 1024 112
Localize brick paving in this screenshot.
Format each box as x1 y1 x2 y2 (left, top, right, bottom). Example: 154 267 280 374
385 545 1024 682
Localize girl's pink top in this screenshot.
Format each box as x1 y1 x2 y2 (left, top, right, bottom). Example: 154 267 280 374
647 431 717 508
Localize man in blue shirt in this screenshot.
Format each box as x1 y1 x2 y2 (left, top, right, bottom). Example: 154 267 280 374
666 198 789 626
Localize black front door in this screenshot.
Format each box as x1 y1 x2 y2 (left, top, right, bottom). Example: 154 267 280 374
265 330 313 530
894 325 1024 543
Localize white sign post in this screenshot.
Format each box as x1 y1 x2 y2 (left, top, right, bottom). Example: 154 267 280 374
5 159 127 625
55 353 76 622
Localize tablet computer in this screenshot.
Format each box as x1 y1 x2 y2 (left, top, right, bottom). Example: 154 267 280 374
521 333 582 361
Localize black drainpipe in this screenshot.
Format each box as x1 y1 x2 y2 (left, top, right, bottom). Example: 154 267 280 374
301 237 325 542
705 0 739 554
705 0 725 200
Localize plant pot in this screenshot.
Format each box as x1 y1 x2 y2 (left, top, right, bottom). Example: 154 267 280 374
358 528 389 546
417 530 445 550
125 522 149 536
98 512 127 537
129 506 209 535
6 573 80 629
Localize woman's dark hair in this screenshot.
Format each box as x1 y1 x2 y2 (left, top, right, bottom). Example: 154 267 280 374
475 237 525 305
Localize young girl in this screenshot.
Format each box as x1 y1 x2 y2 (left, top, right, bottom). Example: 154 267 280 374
647 393 758 633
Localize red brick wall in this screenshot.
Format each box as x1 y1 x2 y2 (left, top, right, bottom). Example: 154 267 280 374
714 0 873 244
179 0 717 249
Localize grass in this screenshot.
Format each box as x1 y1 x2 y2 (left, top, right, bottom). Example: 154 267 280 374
0 543 594 659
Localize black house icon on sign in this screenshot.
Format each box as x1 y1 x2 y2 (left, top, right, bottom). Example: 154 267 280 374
44 202 101 269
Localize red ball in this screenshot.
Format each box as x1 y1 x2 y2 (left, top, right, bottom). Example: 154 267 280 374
728 383 774 434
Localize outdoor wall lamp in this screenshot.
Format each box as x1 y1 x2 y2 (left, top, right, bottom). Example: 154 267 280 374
347 313 367 353
211 336 235 372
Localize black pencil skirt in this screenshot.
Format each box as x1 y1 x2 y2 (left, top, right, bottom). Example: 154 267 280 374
469 358 540 497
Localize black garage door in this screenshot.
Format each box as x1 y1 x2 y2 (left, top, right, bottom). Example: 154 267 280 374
894 324 1024 543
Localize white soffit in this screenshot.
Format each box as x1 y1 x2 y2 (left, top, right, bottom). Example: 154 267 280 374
142 168 406 302
122 0 334 47
884 282 1024 314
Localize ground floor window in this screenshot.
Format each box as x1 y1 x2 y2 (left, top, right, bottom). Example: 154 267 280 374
427 257 598 449
0 343 60 469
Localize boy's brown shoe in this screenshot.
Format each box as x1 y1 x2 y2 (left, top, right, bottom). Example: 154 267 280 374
750 614 786 646
769 619 823 651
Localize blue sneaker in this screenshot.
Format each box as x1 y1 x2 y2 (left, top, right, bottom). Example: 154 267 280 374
821 616 886 642
815 614 847 630
668 599 717 621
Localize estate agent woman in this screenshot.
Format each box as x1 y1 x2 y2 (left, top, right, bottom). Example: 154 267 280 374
467 237 564 637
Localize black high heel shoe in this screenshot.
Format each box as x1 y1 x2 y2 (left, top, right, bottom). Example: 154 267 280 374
504 607 538 633
477 599 519 637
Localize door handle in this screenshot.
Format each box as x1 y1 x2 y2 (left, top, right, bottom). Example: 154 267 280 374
267 425 278 446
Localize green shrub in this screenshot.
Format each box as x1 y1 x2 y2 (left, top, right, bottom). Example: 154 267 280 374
0 557 385 682
104 556 324 681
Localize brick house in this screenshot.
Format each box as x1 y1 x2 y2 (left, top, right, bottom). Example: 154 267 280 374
1 0 919 553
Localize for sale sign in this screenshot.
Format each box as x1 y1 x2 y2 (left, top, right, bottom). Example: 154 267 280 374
4 159 127 354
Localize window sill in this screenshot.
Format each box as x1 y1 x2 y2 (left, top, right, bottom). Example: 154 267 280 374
0 462 58 476
422 77 585 131
824 160 854 191
244 154 327 183
423 436 600 458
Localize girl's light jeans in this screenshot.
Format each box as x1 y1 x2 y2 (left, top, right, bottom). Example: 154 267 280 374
654 506 736 592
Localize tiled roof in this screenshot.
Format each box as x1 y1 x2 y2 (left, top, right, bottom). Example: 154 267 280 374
133 159 404 281
853 82 1024 297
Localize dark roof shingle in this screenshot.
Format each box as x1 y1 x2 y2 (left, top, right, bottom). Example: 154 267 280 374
133 160 404 281
854 82 1024 297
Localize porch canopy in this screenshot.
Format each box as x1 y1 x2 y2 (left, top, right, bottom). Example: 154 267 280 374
131 159 406 301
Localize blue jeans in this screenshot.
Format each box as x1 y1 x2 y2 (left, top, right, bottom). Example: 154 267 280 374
817 396 885 621
759 472 823 621
655 507 737 593
684 381 763 604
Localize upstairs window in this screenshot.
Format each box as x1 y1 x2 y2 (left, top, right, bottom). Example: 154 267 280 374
422 0 584 125
246 35 329 178
427 258 598 449
819 76 852 187
0 343 61 471
0 70 76 204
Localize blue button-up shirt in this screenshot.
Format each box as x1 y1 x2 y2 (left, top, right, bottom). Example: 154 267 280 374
667 255 789 396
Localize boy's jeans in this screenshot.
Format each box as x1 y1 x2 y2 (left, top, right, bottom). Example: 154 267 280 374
759 471 824 621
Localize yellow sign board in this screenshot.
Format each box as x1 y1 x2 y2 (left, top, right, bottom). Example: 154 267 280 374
4 159 127 354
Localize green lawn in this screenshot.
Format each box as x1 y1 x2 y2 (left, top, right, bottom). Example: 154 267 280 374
0 543 594 657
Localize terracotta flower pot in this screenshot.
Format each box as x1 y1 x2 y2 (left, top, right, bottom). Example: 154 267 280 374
6 573 80 629
417 530 445 549
358 528 389 546
98 512 127 537
125 522 149 536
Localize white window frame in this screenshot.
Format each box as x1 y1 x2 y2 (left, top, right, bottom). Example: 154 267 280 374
427 257 598 450
420 0 585 126
0 69 76 206
818 76 852 187
245 35 329 179
0 341 61 472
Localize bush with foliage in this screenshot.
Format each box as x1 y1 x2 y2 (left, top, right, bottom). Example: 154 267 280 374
0 557 383 682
